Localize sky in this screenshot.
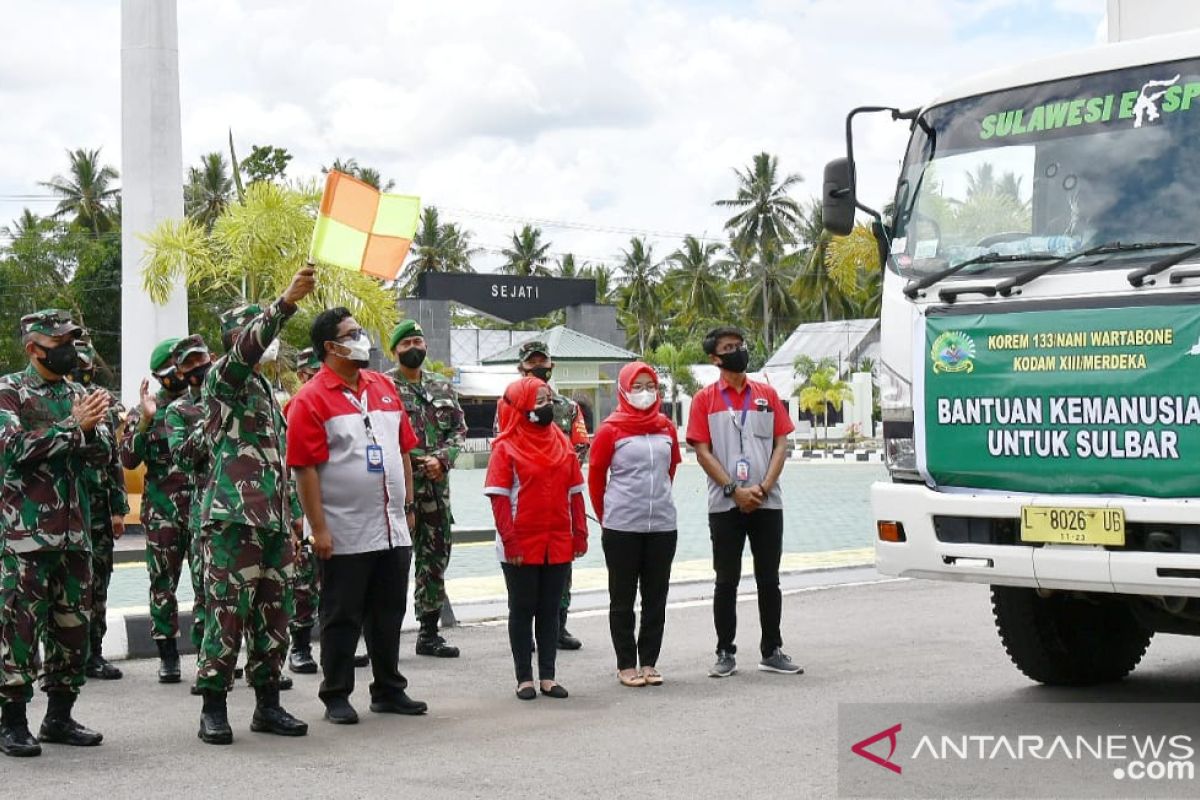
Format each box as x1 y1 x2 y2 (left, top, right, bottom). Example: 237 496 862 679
0 0 1107 272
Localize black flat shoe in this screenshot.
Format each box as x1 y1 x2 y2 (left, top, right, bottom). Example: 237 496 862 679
515 686 537 701
539 683 568 699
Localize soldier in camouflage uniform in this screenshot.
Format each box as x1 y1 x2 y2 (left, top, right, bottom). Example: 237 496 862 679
0 309 112 757
387 320 467 658
120 336 193 683
193 266 314 745
284 347 320 674
73 339 129 681
498 340 591 650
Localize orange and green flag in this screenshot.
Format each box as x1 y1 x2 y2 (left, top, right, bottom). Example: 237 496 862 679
309 171 420 280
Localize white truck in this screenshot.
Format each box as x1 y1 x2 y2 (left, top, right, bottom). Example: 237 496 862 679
823 4 1200 685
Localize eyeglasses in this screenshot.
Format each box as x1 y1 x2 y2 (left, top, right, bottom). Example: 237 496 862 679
337 328 365 342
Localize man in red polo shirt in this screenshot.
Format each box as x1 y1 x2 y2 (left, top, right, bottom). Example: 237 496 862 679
286 307 429 725
686 326 803 679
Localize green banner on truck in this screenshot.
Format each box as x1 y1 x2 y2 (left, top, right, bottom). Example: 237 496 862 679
919 302 1200 497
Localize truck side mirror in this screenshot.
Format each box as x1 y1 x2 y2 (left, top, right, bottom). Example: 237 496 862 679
823 158 856 236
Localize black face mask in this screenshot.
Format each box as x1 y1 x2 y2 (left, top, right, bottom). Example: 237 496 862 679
71 368 94 385
398 348 427 369
528 404 554 426
36 341 79 376
184 363 211 388
157 369 184 393
527 366 553 383
717 346 750 374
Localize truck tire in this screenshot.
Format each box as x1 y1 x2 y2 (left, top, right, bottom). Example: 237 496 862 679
990 586 1153 686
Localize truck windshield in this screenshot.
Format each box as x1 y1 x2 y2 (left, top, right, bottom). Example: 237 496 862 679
892 56 1200 279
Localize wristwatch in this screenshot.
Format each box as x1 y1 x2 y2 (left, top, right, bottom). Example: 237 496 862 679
722 482 737 498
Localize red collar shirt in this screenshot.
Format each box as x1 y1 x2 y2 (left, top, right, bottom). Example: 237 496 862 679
286 365 418 554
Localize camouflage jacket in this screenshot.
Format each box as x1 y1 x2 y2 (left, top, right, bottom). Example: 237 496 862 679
491 385 589 464
164 386 208 533
0 366 115 552
196 299 297 533
389 368 467 498
81 387 129 525
120 389 191 527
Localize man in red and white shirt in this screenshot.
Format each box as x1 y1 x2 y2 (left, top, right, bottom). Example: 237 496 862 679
286 307 428 725
687 326 802 679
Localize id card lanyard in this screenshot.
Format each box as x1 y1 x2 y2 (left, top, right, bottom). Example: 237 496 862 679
720 387 752 483
343 388 385 473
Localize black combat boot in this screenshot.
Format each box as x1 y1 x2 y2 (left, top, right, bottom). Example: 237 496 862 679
0 702 41 757
287 628 318 674
38 691 103 747
415 611 460 658
250 684 308 737
198 690 233 745
156 638 181 684
557 608 582 651
85 643 123 680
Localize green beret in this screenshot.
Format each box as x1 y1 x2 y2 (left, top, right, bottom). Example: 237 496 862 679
220 304 263 337
150 337 182 372
518 339 550 361
388 319 424 352
20 309 83 339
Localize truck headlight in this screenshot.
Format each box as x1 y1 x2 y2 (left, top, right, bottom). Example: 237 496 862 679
879 361 912 419
879 361 919 479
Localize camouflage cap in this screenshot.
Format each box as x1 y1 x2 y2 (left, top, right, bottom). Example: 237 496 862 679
388 319 424 352
150 337 182 372
518 339 550 361
172 333 208 359
220 303 263 337
75 339 96 367
297 347 320 372
20 309 83 339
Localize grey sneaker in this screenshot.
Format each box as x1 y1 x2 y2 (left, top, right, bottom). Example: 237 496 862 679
709 650 737 678
759 648 804 674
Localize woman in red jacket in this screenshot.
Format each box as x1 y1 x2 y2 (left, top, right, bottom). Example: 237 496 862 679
588 362 680 687
485 377 588 700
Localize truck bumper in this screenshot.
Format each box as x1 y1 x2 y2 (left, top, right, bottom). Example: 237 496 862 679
873 482 1200 598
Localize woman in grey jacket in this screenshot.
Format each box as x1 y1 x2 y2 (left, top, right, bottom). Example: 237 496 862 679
588 362 681 687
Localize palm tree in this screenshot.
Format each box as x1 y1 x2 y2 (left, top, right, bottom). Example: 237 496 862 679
583 264 617 304
355 167 395 192
556 253 583 278
744 244 801 348
500 225 552 276
618 236 662 353
647 342 702 424
715 152 804 349
185 152 233 231
398 206 479 294
666 235 726 327
40 148 120 236
795 365 851 446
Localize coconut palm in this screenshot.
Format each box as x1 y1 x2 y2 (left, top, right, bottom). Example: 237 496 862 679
499 225 552 276
744 244 801 348
583 264 617 304
185 152 233 231
618 237 662 354
556 253 583 278
795 365 851 445
40 148 120 236
647 342 702 425
398 206 479 294
666 235 726 327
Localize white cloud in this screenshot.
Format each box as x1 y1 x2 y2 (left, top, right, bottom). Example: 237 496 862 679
1 0 1106 270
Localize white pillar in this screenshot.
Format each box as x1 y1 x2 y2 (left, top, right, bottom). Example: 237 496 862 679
850 372 873 436
121 0 188 404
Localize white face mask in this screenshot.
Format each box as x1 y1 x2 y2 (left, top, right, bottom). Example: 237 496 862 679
338 337 371 363
625 388 657 410
260 339 280 364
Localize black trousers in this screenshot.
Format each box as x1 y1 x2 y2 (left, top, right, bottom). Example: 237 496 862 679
501 562 570 683
317 546 411 704
710 508 783 658
602 530 677 670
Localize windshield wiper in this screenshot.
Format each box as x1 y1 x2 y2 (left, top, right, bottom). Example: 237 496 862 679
904 252 1057 299
994 241 1196 297
1127 243 1200 286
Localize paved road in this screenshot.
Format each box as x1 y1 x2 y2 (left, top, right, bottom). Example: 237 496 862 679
7 573 1200 798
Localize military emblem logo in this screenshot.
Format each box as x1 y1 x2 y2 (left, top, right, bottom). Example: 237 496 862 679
931 330 976 373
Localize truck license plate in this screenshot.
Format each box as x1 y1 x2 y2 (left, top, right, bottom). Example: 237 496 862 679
1019 506 1125 546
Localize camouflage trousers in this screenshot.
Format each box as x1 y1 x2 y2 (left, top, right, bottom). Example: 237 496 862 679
188 525 206 652
412 503 453 618
290 540 319 633
145 518 194 641
88 517 116 654
196 522 294 692
0 550 91 704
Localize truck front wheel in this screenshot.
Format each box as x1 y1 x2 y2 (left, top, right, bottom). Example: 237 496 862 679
990 586 1153 686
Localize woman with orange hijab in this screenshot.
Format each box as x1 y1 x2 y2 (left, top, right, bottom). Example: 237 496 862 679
588 362 681 687
484 377 588 700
